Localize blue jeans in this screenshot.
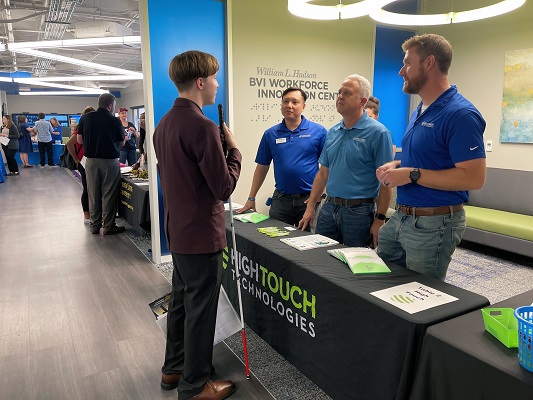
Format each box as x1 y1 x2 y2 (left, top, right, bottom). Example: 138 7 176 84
315 200 374 246
376 209 466 280
119 147 137 166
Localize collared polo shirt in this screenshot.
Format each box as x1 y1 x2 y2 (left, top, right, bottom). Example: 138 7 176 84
255 116 326 194
398 85 486 207
320 112 393 199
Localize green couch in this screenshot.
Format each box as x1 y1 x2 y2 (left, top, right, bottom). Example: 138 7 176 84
463 167 533 257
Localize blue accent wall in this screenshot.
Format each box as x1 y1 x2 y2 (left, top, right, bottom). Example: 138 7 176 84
147 0 226 126
373 26 415 149
146 0 226 255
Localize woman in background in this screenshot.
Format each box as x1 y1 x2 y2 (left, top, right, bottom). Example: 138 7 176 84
66 106 95 223
17 115 34 168
365 96 380 120
1 115 20 176
118 107 139 166
365 96 396 156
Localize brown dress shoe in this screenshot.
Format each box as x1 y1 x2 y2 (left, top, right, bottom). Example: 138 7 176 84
190 380 235 400
161 373 181 390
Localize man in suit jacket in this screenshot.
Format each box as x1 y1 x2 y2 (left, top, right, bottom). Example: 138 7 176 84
153 50 241 400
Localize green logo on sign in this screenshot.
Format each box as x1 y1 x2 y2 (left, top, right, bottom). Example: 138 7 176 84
391 294 414 303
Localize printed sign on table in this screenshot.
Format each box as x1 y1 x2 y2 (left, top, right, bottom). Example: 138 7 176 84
370 282 459 314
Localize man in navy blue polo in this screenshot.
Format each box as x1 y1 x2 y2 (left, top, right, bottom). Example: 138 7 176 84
237 87 326 227
376 34 486 280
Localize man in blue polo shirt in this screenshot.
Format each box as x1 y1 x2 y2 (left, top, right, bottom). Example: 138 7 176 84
376 34 486 280
299 75 394 247
237 87 327 227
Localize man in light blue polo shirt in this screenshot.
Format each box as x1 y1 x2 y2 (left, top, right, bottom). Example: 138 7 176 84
299 74 394 247
376 34 486 281
34 112 55 167
237 87 327 227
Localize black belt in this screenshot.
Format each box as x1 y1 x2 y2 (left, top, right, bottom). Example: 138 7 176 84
326 196 374 206
275 190 310 198
397 204 464 216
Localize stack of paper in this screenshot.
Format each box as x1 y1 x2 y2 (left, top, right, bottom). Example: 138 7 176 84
233 212 269 223
257 227 290 237
328 247 391 274
280 234 338 251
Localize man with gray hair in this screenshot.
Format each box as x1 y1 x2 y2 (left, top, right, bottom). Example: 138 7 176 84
77 92 126 235
299 74 393 247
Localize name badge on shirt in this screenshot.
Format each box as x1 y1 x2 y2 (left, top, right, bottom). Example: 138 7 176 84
276 138 287 144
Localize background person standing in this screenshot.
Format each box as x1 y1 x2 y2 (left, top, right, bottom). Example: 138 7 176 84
77 93 125 235
118 107 138 166
17 115 34 168
33 112 55 167
66 106 95 224
1 115 20 176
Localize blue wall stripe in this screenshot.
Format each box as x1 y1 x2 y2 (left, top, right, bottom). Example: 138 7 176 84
147 0 226 255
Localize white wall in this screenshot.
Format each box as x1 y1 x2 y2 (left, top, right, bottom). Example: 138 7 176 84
119 80 145 109
230 0 376 214
6 94 101 114
421 0 533 171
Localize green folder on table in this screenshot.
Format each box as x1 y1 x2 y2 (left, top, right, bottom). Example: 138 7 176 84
328 247 391 274
233 212 270 223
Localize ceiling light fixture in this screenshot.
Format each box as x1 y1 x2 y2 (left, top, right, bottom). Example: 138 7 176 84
9 48 143 77
13 77 107 93
6 36 141 50
19 90 108 96
22 75 143 82
370 0 526 26
288 0 374 20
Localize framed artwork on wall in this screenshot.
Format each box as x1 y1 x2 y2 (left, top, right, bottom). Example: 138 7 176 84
500 48 533 143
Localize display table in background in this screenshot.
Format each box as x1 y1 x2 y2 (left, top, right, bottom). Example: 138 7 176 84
14 142 64 166
221 214 490 400
117 175 150 234
410 289 533 400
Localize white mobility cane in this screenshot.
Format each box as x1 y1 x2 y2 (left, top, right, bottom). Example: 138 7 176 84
219 104 251 379
227 196 251 379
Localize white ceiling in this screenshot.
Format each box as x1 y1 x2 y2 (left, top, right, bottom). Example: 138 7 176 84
0 0 142 94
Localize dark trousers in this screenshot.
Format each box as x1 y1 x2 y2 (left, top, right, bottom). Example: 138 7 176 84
77 163 89 213
38 141 54 166
2 145 19 173
269 189 310 228
85 158 121 228
163 251 222 399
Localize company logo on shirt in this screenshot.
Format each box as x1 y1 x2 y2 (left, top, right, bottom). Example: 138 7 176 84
353 137 366 142
299 134 311 138
421 122 434 128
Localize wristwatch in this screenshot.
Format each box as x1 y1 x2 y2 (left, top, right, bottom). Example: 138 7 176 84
409 168 421 184
375 213 386 221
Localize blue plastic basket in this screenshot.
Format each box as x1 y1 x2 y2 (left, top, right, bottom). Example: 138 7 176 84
514 306 533 372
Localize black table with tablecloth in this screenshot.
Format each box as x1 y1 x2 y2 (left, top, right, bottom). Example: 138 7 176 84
221 214 489 400
117 175 150 234
409 289 533 400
